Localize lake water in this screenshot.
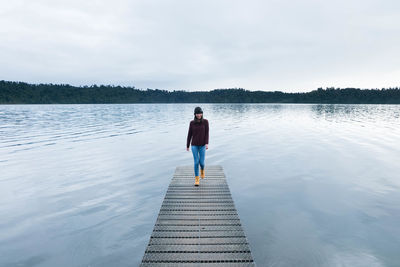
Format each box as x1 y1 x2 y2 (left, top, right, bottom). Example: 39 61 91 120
0 103 399 267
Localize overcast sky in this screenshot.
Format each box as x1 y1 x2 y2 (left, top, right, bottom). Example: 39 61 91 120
0 0 399 92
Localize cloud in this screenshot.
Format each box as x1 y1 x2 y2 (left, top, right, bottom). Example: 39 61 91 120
0 0 399 92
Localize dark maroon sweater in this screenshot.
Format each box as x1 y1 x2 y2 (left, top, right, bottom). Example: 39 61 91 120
186 118 209 148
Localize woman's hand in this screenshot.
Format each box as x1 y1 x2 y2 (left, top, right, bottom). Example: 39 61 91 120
186 147 189 151
206 144 208 150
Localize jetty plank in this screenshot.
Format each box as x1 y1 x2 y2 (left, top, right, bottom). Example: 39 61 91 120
140 165 255 266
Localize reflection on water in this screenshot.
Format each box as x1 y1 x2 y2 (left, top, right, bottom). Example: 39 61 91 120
0 104 399 267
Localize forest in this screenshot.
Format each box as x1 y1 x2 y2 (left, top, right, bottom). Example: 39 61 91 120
1 80 399 104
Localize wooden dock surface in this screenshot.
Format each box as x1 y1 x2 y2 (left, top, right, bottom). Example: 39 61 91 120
140 165 255 266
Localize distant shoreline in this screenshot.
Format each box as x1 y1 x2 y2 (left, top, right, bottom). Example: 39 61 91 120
1 80 399 104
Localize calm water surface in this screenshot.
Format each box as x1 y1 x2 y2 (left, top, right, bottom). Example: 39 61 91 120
0 104 399 267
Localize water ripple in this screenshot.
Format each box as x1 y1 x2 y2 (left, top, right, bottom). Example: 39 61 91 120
0 104 399 267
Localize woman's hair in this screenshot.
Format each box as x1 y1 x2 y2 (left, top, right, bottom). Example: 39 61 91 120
194 106 203 123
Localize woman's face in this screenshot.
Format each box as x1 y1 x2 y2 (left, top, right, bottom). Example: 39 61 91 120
195 113 203 119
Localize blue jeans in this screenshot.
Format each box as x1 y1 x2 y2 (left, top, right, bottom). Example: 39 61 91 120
191 145 205 176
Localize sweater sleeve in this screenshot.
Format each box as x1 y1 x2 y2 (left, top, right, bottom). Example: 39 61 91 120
186 122 192 148
205 120 209 144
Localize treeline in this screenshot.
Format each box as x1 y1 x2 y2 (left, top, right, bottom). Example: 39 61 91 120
0 80 399 104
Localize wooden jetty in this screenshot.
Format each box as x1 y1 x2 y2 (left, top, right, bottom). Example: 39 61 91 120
140 165 256 266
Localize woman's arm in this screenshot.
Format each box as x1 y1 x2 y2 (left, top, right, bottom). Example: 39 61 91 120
205 120 209 145
186 122 192 149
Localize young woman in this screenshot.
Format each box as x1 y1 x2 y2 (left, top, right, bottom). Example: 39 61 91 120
186 106 209 186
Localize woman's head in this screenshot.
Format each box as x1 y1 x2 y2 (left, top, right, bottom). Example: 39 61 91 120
194 106 203 121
